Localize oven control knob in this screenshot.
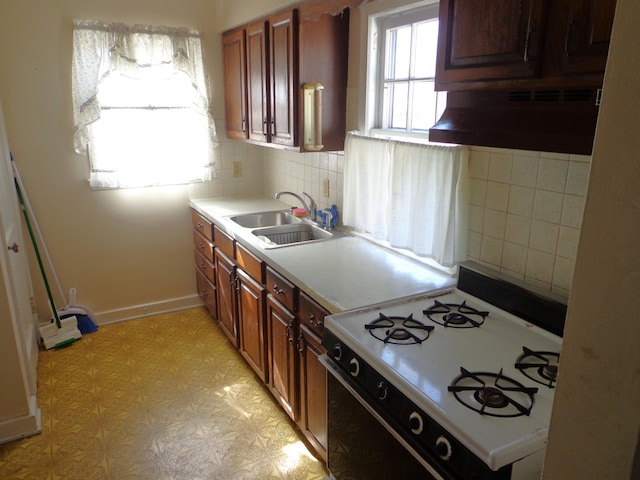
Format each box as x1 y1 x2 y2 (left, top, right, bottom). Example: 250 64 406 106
435 435 453 461
409 412 424 435
348 358 360 377
376 382 389 401
333 344 342 361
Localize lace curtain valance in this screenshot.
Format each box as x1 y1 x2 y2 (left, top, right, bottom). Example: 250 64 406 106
71 19 217 188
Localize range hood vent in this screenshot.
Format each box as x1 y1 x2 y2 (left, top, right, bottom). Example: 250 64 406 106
429 89 600 155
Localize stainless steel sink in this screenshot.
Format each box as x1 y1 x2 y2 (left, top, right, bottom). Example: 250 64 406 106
229 210 302 228
252 223 334 248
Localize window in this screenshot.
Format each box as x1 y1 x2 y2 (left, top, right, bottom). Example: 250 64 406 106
368 2 446 141
72 20 217 189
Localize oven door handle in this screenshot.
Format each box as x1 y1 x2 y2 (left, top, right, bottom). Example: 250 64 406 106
319 355 446 480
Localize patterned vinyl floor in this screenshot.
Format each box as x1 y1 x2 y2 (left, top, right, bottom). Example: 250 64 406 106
0 308 328 480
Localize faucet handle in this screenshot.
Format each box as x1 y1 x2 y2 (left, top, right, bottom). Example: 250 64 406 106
302 192 317 221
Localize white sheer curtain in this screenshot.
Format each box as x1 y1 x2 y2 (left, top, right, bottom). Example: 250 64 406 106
343 132 468 267
72 20 217 188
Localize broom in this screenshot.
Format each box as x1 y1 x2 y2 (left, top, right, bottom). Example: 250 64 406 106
11 155 98 335
14 174 81 348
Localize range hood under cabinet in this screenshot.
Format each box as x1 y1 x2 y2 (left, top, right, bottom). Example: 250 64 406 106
431 0 617 154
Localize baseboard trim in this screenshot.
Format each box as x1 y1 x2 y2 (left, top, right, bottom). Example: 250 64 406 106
96 294 204 326
0 395 41 445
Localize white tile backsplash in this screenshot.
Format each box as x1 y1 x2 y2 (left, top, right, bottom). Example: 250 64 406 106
468 146 591 295
537 157 569 192
533 190 564 223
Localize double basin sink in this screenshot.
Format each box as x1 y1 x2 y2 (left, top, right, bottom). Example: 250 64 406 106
228 211 335 248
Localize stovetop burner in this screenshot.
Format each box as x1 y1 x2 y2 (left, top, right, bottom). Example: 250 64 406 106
515 346 560 388
423 300 489 328
448 367 539 417
365 313 434 345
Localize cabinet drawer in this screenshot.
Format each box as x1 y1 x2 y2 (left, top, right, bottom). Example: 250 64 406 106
266 266 297 312
299 291 328 337
213 225 235 259
192 209 213 242
193 229 214 263
236 243 265 283
195 269 216 316
194 249 215 284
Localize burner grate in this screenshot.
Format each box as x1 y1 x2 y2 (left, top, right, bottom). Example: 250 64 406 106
448 367 538 417
515 346 560 388
365 313 434 345
423 300 489 328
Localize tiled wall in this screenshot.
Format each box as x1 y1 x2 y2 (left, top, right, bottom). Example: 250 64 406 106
190 131 588 296
467 147 590 296
188 131 264 199
262 149 345 214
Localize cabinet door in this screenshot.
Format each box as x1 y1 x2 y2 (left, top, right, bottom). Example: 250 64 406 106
222 28 248 140
246 20 270 143
298 324 327 460
436 0 547 87
237 269 267 382
560 0 616 75
267 296 298 421
195 269 217 317
214 249 239 348
269 10 297 147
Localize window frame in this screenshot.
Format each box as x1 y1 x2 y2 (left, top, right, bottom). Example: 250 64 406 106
363 0 443 143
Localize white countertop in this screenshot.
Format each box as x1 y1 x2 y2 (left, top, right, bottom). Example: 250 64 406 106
190 196 455 313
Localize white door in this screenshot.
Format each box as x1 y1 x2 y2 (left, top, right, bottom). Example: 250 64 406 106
0 99 40 443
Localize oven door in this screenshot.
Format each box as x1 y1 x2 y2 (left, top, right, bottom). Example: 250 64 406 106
321 355 444 480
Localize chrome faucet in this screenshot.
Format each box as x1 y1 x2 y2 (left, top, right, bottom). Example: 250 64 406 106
274 191 317 222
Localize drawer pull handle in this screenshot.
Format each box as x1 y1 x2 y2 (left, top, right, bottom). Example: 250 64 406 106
273 285 284 296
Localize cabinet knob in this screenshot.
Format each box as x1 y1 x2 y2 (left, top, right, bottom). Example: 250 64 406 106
7 243 19 253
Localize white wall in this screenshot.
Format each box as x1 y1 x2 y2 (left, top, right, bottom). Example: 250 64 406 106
0 0 219 323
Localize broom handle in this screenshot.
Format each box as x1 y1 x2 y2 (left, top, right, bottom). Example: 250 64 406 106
14 177 62 328
11 157 67 305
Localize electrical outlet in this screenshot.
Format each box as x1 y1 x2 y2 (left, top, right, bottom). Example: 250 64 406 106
232 161 242 177
322 178 330 197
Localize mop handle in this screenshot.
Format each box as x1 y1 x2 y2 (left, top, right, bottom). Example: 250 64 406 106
11 156 67 305
14 177 62 328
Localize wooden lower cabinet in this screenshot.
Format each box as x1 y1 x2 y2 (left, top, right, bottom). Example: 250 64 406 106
190 210 329 459
298 323 327 460
237 269 267 382
214 249 239 348
267 295 298 421
195 269 216 316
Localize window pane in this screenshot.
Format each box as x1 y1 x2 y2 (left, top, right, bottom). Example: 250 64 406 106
414 20 439 79
411 81 438 131
386 26 411 80
387 82 408 129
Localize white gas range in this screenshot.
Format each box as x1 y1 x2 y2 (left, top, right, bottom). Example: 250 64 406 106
321 261 566 480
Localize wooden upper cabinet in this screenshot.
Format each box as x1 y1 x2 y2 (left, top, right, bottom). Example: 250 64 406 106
221 3 350 151
222 27 248 140
558 0 617 75
246 21 270 143
436 0 547 86
436 0 617 91
269 10 297 147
